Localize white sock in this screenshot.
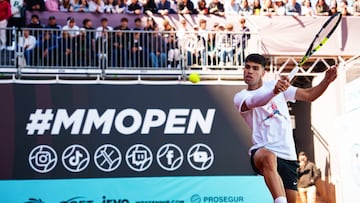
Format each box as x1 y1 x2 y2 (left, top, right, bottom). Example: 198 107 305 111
274 196 287 203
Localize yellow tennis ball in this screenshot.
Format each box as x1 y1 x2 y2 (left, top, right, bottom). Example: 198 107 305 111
188 73 200 83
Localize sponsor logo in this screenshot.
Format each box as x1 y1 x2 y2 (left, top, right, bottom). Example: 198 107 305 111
191 195 244 203
26 108 215 136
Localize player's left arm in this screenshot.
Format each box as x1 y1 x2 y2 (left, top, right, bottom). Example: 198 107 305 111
295 65 338 102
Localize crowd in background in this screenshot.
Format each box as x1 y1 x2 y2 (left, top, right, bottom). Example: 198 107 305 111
1 0 360 68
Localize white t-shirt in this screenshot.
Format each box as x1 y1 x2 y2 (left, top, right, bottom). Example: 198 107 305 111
234 80 298 160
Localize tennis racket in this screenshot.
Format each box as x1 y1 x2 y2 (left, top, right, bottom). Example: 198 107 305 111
288 12 343 81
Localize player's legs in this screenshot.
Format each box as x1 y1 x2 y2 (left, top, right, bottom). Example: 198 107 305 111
252 148 286 200
277 158 299 203
285 189 297 203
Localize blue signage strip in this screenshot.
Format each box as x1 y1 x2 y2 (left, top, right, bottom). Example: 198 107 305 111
0 176 272 203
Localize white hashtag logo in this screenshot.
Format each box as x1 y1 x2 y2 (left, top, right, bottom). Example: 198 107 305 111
26 109 54 135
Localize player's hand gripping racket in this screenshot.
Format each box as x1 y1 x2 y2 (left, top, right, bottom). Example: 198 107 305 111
288 12 342 81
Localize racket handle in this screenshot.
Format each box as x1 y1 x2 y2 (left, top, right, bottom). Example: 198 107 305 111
288 66 300 81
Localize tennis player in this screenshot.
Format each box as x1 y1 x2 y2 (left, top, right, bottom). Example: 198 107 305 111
233 54 337 203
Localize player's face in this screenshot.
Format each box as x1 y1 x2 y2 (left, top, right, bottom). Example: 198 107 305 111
244 61 265 89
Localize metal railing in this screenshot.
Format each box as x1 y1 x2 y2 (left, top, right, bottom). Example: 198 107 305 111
0 27 257 81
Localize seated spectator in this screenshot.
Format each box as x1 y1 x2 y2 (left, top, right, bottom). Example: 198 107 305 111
185 26 206 66
127 0 142 14
149 24 167 68
32 31 57 66
166 34 180 68
339 0 352 16
217 23 236 66
129 31 145 67
239 0 253 15
74 28 94 66
96 17 113 39
353 0 360 16
81 18 95 64
73 0 90 12
115 0 128 13
113 17 131 67
237 17 250 65
26 0 45 11
225 0 240 15
104 0 117 13
177 0 197 14
143 0 157 15
144 16 157 31
207 30 217 66
27 14 44 39
18 29 37 66
274 0 286 16
60 0 74 12
261 0 276 16
197 0 209 15
208 0 225 16
157 0 175 15
252 0 262 15
95 28 112 66
45 0 59 11
62 17 80 38
301 0 315 16
45 16 62 30
286 0 302 15
56 31 74 66
133 17 143 30
328 4 338 15
88 0 105 13
315 0 330 16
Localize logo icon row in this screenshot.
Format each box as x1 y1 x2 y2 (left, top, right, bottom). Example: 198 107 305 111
29 143 214 173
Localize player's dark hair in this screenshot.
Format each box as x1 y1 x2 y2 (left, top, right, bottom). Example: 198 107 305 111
245 54 266 68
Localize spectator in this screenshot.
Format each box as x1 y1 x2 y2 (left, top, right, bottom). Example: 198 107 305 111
237 17 250 65
95 28 112 66
225 0 240 15
104 0 116 13
286 0 302 15
162 19 175 40
239 0 253 15
45 16 62 39
252 0 262 15
315 0 330 16
133 17 143 30
208 0 225 16
197 0 209 14
82 18 95 64
26 14 44 39
157 0 175 15
217 23 236 66
129 30 145 67
73 0 90 12
166 34 180 68
0 0 11 50
32 31 57 66
177 0 197 14
26 0 45 11
198 18 208 65
62 17 80 38
60 0 74 12
45 0 59 11
17 29 36 66
142 0 157 15
74 28 94 66
207 30 217 66
274 0 286 16
353 0 360 16
261 0 276 16
56 31 74 66
301 0 315 16
115 0 128 13
127 0 142 14
169 0 177 13
113 17 131 67
149 24 167 68
6 0 25 48
340 0 352 16
176 18 188 51
96 17 113 40
88 0 104 13
185 25 205 66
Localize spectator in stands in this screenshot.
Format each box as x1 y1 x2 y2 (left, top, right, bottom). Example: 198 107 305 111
286 0 302 15
113 17 130 67
340 0 352 16
129 30 145 67
198 18 208 65
237 17 250 65
74 0 90 12
45 0 59 11
56 31 74 66
115 0 128 13
177 0 197 14
33 31 57 66
166 34 180 68
104 0 117 13
45 16 62 30
185 25 205 66
26 0 45 11
261 0 276 16
74 28 94 66
225 0 240 15
239 0 253 15
252 0 262 15
127 0 142 14
26 14 44 39
82 18 95 64
217 23 236 66
96 28 112 66
274 0 286 16
62 17 80 38
149 24 167 68
88 0 104 13
0 0 11 50
6 0 25 49
197 0 209 15
157 0 175 15
18 29 36 66
207 30 217 66
133 17 143 30
353 0 360 16
208 0 225 16
176 18 188 51
169 0 177 13
328 4 338 15
96 17 113 39
162 19 175 40
315 0 330 16
143 0 157 15
60 0 74 12
301 0 315 16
